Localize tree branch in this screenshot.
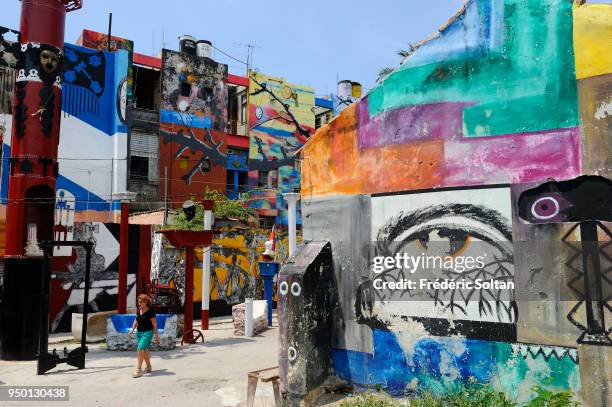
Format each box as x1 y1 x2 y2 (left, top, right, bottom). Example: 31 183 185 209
249 75 311 140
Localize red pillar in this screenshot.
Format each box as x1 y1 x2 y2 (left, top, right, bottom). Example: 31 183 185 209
117 201 129 313
4 0 67 256
1 0 82 361
138 225 152 296
183 247 195 343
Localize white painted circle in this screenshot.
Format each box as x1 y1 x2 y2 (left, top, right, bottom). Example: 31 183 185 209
290 282 301 296
531 197 560 220
279 281 289 296
288 346 297 361
178 99 190 112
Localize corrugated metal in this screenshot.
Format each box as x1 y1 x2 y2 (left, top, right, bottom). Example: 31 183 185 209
131 130 159 156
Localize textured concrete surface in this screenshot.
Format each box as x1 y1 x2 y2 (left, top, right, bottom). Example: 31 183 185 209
0 313 314 407
232 300 268 336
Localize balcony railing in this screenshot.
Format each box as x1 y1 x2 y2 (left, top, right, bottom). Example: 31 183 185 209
128 177 159 201
132 107 159 124
227 119 247 136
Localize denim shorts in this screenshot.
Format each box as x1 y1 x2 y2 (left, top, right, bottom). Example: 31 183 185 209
136 330 154 350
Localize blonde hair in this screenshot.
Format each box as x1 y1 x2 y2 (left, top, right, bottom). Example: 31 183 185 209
138 294 152 308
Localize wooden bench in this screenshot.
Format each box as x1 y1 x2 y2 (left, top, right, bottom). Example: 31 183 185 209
246 366 280 407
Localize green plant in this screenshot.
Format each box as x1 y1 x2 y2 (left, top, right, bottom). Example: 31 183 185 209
408 385 516 407
524 387 580 407
202 188 255 222
340 393 404 407
168 189 255 231
171 200 205 231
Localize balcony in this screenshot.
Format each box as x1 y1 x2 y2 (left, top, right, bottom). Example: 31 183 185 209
128 177 159 201
132 108 159 124
227 119 247 136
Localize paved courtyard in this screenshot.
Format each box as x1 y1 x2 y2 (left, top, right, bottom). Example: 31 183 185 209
0 314 332 407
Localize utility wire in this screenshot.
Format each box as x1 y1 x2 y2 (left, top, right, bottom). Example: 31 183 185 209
210 44 247 65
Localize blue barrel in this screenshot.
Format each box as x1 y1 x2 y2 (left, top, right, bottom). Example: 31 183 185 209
258 262 280 326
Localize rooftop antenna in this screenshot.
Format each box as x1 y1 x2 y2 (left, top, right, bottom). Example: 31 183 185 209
107 13 112 51
161 26 166 51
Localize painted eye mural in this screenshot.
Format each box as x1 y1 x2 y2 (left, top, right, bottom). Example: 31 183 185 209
518 175 612 224
116 77 127 125
519 175 612 346
530 196 560 220
357 187 517 342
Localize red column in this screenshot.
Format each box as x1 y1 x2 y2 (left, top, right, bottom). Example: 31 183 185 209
117 201 129 313
1 0 82 361
138 225 152 296
4 0 67 256
183 247 195 343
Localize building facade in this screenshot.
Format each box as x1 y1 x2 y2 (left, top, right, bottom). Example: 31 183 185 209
295 0 612 405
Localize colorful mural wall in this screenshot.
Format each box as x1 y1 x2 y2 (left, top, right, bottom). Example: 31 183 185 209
151 225 296 308
0 38 130 259
48 222 143 333
159 49 228 206
76 29 134 125
296 0 612 405
247 71 315 225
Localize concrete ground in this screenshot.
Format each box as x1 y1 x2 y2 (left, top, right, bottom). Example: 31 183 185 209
0 313 345 407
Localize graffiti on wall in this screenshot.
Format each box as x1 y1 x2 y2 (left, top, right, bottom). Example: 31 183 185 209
150 225 295 306
302 0 581 197
77 29 134 53
76 29 134 125
247 71 314 223
333 331 580 404
0 42 129 214
49 222 141 332
161 49 227 130
0 26 19 68
159 49 228 201
359 187 516 342
517 176 612 346
295 0 612 402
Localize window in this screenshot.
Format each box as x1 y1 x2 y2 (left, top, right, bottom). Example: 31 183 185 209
240 94 247 123
202 87 213 102
180 82 191 97
259 216 276 230
227 147 248 156
258 170 278 188
133 66 160 111
130 156 149 180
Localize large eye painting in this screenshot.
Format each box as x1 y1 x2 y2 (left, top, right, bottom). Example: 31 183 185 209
359 202 516 327
116 78 127 125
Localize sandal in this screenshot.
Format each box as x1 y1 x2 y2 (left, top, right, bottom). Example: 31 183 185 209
144 367 152 375
132 370 142 378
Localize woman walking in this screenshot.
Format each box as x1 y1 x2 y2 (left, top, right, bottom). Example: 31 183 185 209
128 294 160 378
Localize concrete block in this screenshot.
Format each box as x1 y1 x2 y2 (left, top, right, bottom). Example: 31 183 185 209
72 311 116 343
233 300 268 336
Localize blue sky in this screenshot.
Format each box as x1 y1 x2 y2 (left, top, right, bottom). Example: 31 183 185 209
2 0 608 95
0 0 468 94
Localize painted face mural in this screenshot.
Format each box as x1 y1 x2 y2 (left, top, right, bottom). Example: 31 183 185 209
358 187 516 341
39 49 59 75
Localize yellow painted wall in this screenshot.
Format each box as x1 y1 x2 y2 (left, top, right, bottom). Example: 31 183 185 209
574 2 612 79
